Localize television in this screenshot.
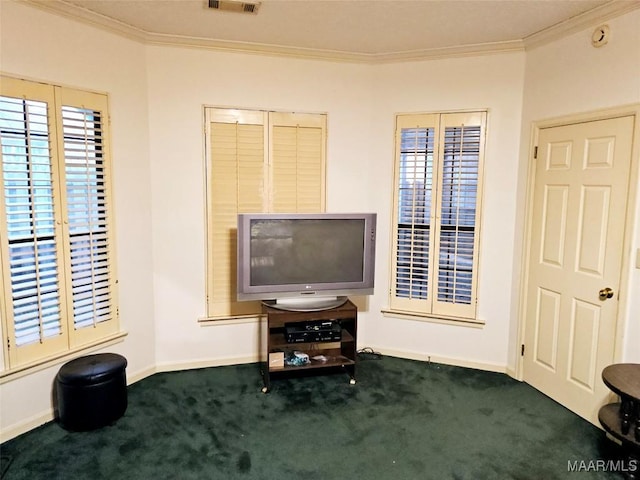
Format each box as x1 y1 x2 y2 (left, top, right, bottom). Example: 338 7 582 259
237 212 376 311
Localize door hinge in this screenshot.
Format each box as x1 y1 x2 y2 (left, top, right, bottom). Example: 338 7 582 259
6 337 10 350
533 146 538 159
521 344 525 356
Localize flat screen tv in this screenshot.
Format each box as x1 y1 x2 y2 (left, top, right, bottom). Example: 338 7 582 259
237 212 376 311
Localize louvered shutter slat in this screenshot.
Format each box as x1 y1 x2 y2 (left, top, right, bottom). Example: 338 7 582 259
1 96 64 347
272 125 298 212
209 120 264 316
436 125 481 306
394 127 434 301
271 124 324 213
62 105 113 329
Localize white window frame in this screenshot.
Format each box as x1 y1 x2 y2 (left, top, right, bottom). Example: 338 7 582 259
0 76 120 372
387 111 487 323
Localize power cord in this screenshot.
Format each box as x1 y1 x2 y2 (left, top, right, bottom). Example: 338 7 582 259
1 455 13 478
357 347 382 359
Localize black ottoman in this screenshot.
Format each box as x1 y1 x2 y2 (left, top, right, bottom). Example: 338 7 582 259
55 353 128 431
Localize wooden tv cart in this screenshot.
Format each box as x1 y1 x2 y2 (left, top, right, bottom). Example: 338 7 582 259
260 299 357 393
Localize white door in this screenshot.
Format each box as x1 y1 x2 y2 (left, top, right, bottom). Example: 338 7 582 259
523 115 634 424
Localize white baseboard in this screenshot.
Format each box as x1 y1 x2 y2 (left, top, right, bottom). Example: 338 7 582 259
505 366 519 380
0 410 54 444
154 354 261 374
366 346 509 374
127 365 157 384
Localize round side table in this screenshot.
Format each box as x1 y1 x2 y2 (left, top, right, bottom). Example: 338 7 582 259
599 363 640 479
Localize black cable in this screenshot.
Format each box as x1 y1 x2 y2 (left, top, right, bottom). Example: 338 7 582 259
1 455 13 479
357 347 382 359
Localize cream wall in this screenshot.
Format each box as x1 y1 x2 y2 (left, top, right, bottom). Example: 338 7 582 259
145 46 375 368
1 0 638 441
362 53 526 370
513 9 640 366
0 1 156 438
146 47 526 371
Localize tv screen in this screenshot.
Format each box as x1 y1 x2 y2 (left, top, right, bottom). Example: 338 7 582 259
237 213 376 310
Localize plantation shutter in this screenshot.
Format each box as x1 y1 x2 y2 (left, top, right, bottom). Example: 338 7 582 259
390 114 438 315
205 109 326 319
390 111 486 321
207 109 266 318
58 87 119 346
0 77 118 368
0 79 67 366
432 112 486 318
270 113 326 213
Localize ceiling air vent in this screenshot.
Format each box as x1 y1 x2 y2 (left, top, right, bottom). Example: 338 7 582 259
208 0 260 14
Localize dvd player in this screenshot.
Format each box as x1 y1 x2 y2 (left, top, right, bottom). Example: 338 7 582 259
285 320 342 343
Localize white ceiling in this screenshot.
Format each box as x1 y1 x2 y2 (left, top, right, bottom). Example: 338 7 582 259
25 0 640 62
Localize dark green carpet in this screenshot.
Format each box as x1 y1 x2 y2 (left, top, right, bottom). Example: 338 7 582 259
0 355 626 479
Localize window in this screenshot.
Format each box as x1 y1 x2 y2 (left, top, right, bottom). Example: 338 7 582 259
204 108 326 319
390 111 486 321
0 76 118 370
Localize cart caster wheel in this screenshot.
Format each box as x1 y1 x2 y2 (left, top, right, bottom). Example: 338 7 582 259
349 378 356 385
261 386 269 394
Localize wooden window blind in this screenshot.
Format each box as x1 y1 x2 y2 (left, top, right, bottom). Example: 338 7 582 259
0 77 118 368
59 88 118 347
270 112 325 213
390 111 486 320
205 108 326 319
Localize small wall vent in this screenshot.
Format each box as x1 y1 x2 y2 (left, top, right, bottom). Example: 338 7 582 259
591 25 610 48
208 0 260 14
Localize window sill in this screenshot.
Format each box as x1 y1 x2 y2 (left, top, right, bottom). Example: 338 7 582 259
198 314 266 326
0 331 128 384
381 309 485 329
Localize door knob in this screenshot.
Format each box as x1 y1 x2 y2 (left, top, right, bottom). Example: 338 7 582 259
599 287 614 301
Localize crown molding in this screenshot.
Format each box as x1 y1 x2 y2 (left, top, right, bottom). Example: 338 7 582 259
523 0 640 50
369 40 525 64
143 32 381 63
20 0 639 64
143 33 525 64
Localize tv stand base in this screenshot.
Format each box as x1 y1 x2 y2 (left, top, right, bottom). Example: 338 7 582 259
263 295 348 312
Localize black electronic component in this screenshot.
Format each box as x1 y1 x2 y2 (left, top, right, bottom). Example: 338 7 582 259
284 320 342 343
